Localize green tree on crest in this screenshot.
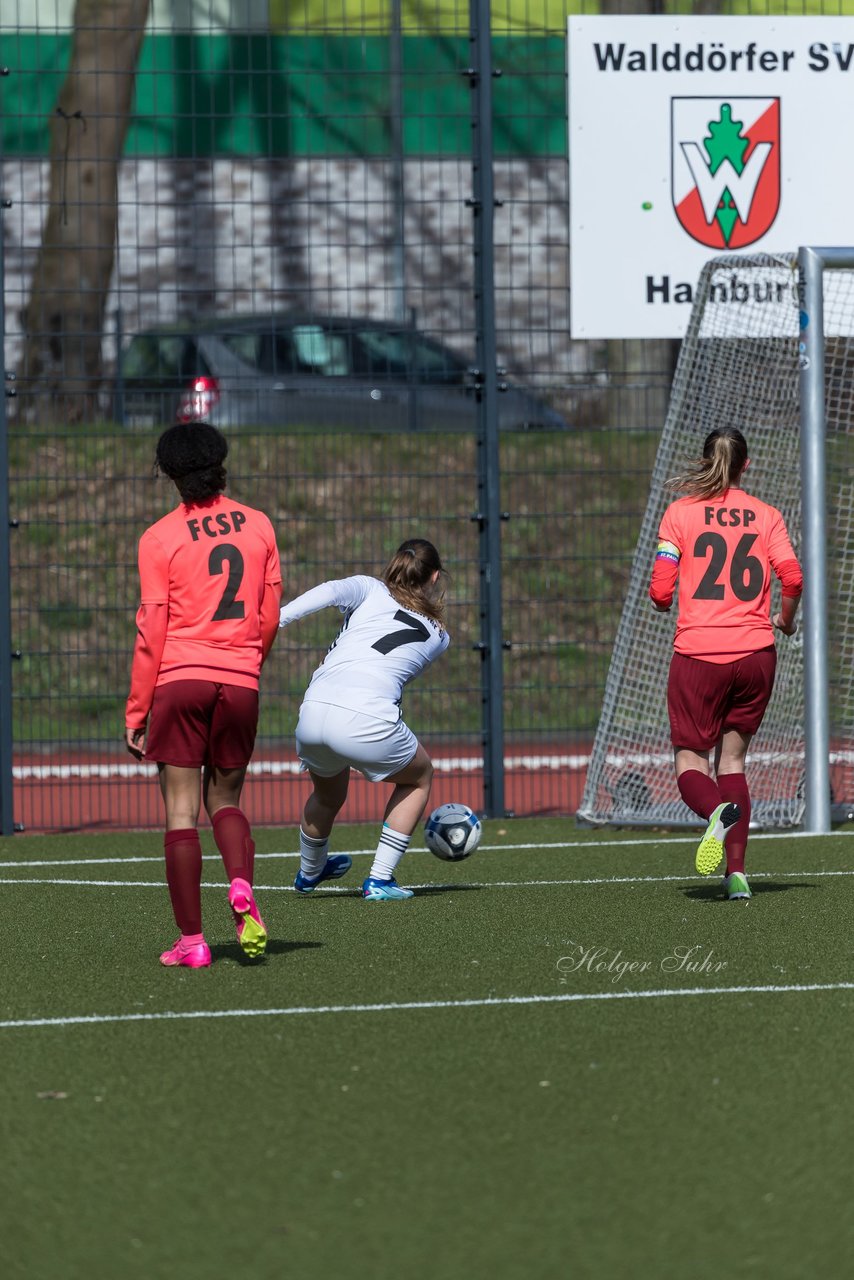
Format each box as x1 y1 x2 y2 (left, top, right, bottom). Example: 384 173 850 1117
703 104 748 245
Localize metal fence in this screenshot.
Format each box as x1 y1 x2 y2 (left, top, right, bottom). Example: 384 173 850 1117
0 1 813 832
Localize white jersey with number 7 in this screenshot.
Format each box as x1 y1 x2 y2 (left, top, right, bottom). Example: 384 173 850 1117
279 575 450 722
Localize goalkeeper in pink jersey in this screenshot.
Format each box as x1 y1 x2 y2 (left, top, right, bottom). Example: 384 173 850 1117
648 426 803 900
125 424 282 967
278 538 450 900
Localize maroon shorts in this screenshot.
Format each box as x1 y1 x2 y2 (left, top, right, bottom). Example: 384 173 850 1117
667 647 777 752
145 680 259 769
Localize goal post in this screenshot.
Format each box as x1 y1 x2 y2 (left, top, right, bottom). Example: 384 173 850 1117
797 245 854 833
578 248 854 834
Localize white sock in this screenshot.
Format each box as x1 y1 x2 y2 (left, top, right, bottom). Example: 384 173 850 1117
299 828 329 879
369 824 411 881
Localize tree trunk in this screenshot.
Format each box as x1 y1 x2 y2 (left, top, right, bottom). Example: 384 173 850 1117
18 0 150 423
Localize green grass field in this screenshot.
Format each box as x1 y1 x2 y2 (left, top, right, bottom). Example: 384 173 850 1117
3 816 854 1279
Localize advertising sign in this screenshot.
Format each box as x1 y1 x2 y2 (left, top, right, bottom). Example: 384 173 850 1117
568 17 854 337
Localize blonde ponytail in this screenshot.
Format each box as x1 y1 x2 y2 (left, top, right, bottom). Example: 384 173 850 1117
666 426 749 499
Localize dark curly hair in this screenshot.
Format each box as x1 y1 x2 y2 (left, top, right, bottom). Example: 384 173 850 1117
155 423 228 503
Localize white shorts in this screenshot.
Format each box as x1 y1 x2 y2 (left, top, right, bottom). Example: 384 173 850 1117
294 701 419 783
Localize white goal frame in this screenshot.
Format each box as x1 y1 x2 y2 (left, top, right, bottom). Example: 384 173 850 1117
797 246 852 833
579 246 852 835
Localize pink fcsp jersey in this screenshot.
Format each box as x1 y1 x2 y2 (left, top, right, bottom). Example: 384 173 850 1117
657 489 797 661
137 494 281 689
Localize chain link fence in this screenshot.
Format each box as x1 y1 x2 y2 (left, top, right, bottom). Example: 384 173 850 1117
0 1 814 831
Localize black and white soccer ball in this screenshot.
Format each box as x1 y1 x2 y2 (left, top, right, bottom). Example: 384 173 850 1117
424 803 482 861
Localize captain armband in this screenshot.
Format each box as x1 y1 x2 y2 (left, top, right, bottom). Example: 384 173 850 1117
654 540 681 565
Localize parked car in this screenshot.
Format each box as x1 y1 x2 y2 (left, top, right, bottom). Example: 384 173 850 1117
115 313 569 432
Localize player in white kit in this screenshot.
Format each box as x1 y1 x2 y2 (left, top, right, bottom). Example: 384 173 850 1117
278 538 450 900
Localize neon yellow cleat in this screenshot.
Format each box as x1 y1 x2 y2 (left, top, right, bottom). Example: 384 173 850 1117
695 802 741 876
228 878 268 958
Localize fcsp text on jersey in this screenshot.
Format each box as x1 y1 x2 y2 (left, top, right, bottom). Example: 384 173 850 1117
704 507 757 528
186 512 248 540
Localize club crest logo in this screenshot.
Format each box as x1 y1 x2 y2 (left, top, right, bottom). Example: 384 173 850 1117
671 97 780 248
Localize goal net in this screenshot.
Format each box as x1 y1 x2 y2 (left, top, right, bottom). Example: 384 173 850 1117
578 251 854 829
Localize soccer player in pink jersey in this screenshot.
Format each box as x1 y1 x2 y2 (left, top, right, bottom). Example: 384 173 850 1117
649 426 803 900
125 424 282 966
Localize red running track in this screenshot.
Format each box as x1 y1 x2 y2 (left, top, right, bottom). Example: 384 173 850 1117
17 744 846 835
10 746 592 834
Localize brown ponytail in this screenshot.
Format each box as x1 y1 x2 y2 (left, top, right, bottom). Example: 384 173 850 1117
382 538 447 627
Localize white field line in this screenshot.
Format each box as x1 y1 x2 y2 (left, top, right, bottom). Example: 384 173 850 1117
0 840 661 870
2 867 854 893
1 828 852 872
15 750 854 781
4 981 854 1032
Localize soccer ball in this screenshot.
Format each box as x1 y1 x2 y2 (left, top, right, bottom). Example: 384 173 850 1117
424 803 482 861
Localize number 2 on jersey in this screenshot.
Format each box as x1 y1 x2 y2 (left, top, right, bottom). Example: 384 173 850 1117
372 609 430 654
692 531 764 602
209 544 245 620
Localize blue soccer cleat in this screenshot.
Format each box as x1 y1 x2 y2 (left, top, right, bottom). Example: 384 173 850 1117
294 854 352 894
362 876 414 901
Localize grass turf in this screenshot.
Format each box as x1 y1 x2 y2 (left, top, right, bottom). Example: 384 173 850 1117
2 816 854 1279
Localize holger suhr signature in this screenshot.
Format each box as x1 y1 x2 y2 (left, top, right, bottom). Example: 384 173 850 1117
556 942 727 985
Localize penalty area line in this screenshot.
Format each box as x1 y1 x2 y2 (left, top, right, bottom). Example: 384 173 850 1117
3 980 854 1031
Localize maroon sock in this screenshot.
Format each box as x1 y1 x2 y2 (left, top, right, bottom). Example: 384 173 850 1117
211 805 255 884
164 828 203 935
677 769 722 822
717 773 751 875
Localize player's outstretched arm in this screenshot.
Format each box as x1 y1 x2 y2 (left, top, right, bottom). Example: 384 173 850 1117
279 577 369 628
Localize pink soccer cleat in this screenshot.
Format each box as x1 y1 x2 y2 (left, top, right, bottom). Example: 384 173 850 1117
159 936 211 968
228 877 268 958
